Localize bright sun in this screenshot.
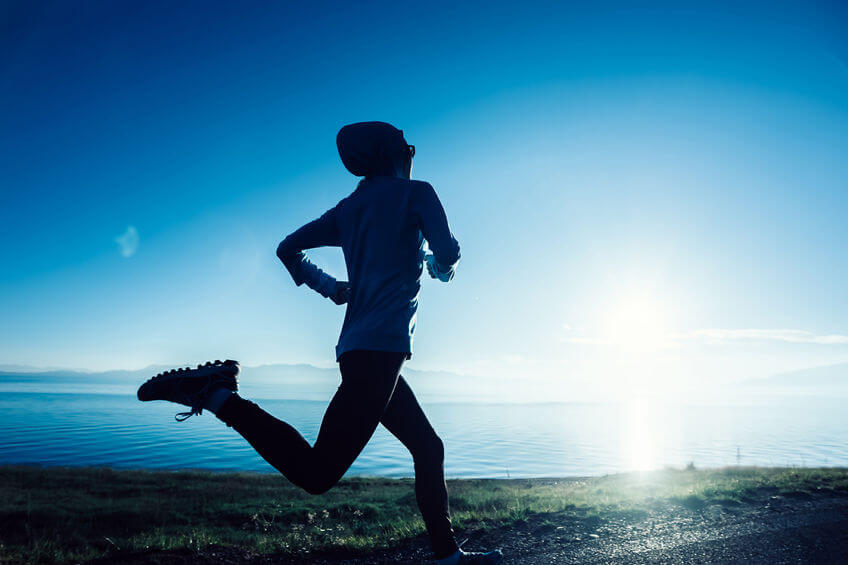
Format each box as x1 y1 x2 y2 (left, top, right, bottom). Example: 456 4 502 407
603 291 674 353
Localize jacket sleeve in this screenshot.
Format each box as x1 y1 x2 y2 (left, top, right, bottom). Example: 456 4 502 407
276 205 341 298
412 182 461 278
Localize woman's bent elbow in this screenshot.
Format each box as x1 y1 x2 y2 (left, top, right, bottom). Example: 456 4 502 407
276 239 291 262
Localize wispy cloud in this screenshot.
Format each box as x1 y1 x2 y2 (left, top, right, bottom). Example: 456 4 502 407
560 336 610 345
115 226 139 258
682 328 848 345
559 322 848 347
559 323 610 345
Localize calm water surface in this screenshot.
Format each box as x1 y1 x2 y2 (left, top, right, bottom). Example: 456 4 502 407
2 390 846 477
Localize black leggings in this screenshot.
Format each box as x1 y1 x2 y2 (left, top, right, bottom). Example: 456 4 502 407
216 349 459 559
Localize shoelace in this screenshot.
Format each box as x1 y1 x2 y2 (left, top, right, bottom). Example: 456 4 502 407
175 404 203 422
172 377 216 422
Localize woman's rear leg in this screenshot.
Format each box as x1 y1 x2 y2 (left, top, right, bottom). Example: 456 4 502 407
380 375 459 559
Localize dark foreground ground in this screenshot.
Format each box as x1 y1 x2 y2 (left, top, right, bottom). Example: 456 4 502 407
2 465 847 564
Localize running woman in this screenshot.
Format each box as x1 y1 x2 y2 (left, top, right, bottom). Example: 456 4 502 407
138 122 503 564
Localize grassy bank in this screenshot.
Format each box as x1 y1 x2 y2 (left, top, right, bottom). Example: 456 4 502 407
2 465 848 563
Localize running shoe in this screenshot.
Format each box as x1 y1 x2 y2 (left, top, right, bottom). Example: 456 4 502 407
137 359 239 421
457 549 503 564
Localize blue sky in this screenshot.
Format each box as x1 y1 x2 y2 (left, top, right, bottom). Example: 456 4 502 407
2 1 848 397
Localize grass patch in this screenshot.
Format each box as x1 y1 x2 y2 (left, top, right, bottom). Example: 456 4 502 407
1 465 846 563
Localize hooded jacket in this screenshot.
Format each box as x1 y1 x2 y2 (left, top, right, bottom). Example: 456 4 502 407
277 122 461 361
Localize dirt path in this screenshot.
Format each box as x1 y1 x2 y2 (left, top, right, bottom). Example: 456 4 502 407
504 494 848 563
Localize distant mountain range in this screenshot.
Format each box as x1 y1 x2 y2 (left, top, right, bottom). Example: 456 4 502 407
0 362 527 403
737 362 848 397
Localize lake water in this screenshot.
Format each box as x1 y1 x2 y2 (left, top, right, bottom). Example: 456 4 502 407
2 389 846 478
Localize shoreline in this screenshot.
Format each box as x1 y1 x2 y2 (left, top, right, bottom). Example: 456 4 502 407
6 461 848 482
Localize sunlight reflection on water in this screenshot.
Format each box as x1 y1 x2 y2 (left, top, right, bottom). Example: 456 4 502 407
622 399 658 471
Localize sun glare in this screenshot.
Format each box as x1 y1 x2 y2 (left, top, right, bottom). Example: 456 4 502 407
603 291 675 353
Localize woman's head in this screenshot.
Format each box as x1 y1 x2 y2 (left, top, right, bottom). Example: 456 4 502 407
336 121 413 179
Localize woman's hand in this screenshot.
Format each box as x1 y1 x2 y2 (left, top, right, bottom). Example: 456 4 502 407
425 254 454 282
331 281 351 305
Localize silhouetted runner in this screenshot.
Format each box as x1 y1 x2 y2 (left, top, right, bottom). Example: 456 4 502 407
138 122 503 564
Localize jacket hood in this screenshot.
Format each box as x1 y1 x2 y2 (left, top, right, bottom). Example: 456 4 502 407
336 121 409 178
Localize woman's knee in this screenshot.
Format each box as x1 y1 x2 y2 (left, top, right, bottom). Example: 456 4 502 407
297 467 344 495
302 478 334 496
414 434 444 465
